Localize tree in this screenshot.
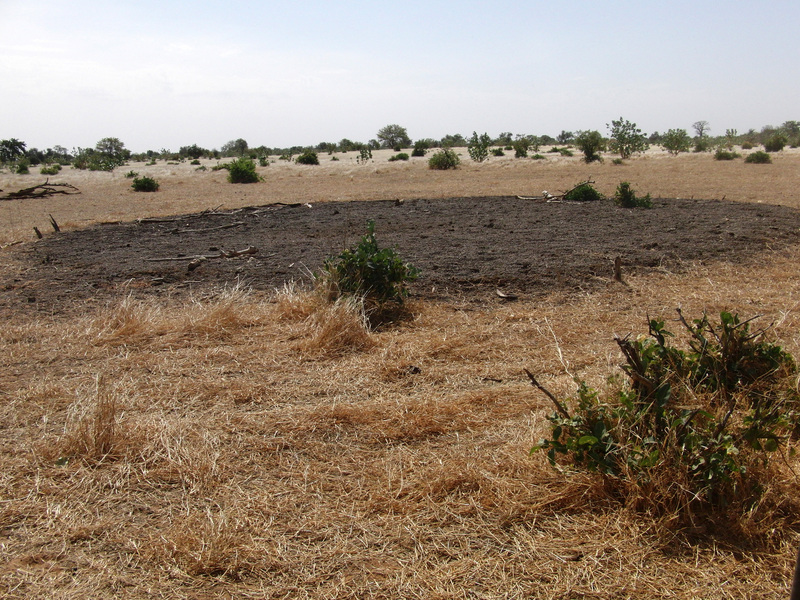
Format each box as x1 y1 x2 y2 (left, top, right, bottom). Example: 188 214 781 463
557 130 574 144
467 131 492 162
440 133 467 147
661 129 691 155
0 138 27 164
376 124 411 149
494 132 513 146
692 120 710 138
179 144 207 159
607 117 648 159
95 137 129 167
574 130 605 163
221 138 249 156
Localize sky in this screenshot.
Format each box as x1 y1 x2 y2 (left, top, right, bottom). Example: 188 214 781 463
1 0 798 153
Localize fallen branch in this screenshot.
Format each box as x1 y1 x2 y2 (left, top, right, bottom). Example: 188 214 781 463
0 180 80 201
146 246 259 263
524 368 571 419
517 179 597 203
179 221 245 233
0 240 23 250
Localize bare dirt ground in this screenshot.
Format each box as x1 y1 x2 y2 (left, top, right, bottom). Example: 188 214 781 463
2 148 800 599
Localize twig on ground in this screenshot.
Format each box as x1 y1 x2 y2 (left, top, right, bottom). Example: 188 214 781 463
524 368 571 419
0 180 80 201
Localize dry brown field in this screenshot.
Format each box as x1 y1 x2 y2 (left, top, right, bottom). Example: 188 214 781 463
1 147 800 598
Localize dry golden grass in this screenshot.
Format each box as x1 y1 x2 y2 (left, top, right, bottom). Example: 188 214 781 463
2 153 800 598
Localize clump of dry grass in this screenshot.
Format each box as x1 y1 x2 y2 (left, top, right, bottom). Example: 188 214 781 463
298 296 375 357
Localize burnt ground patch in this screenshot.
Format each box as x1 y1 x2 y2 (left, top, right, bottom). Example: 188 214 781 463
4 196 800 315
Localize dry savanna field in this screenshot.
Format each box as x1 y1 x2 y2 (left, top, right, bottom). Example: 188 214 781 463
2 147 800 598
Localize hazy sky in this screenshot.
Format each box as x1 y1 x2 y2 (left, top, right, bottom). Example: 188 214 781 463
2 0 798 153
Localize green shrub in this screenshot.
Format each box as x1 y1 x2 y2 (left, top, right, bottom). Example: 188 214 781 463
548 147 562 153
611 158 624 165
330 156 340 161
195 165 207 171
388 152 409 162
613 181 652 208
411 141 427 157
357 147 372 164
564 181 604 202
693 138 712 152
131 176 159 192
40 164 62 175
532 311 799 522
661 128 692 155
741 141 754 150
428 148 460 170
559 148 574 157
575 130 605 163
190 159 201 165
531 154 545 160
467 131 492 162
764 133 787 152
317 220 419 325
512 138 529 158
296 150 319 165
608 117 649 158
491 148 505 157
125 170 138 178
15 158 30 174
745 151 772 164
258 156 269 167
227 157 262 183
714 149 741 161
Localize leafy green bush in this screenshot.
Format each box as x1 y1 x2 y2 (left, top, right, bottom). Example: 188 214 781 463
190 159 201 165
741 141 755 150
296 150 320 165
467 131 492 162
491 148 505 157
764 133 787 152
531 154 545 160
512 138 530 158
428 148 460 170
613 181 652 208
559 148 574 157
227 157 262 183
611 158 624 165
714 149 741 161
533 311 799 522
258 156 269 167
575 130 605 163
317 220 419 325
693 138 712 152
411 141 428 157
131 176 159 192
564 181 604 202
661 128 692 155
745 151 772 164
125 170 138 178
40 164 62 175
608 117 649 159
15 158 30 174
357 147 372 164
388 152 409 162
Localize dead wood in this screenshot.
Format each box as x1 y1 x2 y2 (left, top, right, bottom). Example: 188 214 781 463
524 368 571 419
517 179 597 203
146 246 259 263
179 222 245 233
33 227 43 239
0 180 80 201
49 214 60 233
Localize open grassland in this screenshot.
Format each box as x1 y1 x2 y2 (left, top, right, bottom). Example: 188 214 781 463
1 149 800 598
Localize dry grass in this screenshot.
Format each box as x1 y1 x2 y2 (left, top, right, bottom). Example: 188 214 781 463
2 155 800 598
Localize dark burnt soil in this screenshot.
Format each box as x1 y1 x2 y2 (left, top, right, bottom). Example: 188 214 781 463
5 196 800 315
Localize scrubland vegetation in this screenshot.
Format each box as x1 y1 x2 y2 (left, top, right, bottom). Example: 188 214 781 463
1 120 800 598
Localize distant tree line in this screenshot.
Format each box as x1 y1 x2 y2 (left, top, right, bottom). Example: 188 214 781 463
2 120 798 172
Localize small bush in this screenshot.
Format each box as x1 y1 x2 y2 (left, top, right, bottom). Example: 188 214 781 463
211 163 228 171
564 182 604 202
531 154 545 160
575 130 605 163
15 158 30 174
125 170 138 178
467 131 492 162
613 181 652 208
764 133 787 152
190 159 201 165
330 156 339 161
491 148 505 157
428 148 460 170
195 165 207 171
741 141 754 150
533 311 799 526
296 150 320 165
512 138 529 158
411 142 427 157
131 176 159 192
611 158 624 165
40 164 62 175
745 151 772 164
317 220 419 326
559 148 574 157
357 147 372 164
258 156 269 167
714 149 740 161
227 157 262 183
388 152 409 162
693 138 712 152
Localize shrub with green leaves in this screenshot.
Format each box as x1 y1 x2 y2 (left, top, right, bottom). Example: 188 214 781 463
764 133 787 152
661 128 691 155
317 220 419 325
575 130 605 163
125 170 138 178
491 148 505 157
296 150 319 165
428 148 460 170
467 131 492 162
745 151 772 164
608 117 649 159
564 181 604 202
15 158 30 174
613 181 651 208
388 152 409 162
227 157 262 183
714 149 741 161
533 311 799 521
131 176 159 192
40 164 62 175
